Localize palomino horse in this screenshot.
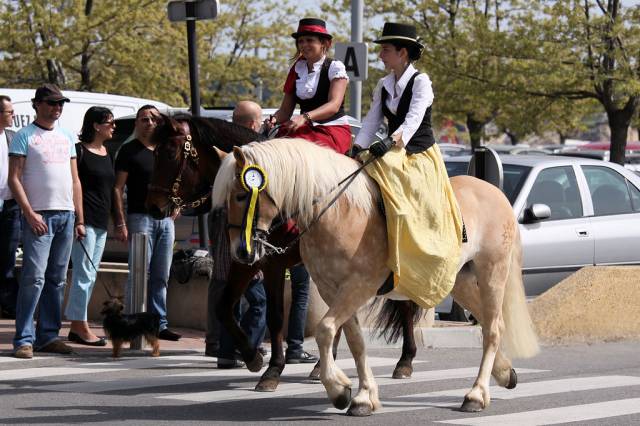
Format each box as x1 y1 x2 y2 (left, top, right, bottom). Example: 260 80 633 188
212 138 539 416
145 116 422 391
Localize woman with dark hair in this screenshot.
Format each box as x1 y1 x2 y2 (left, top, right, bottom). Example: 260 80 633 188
65 106 116 346
353 23 463 309
264 18 351 154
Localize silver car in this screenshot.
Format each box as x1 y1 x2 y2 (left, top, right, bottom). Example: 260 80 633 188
445 154 640 295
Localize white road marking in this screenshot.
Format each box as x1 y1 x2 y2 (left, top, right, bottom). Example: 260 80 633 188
33 356 413 394
0 356 51 363
439 397 640 425
161 367 545 404
0 367 127 381
298 375 640 414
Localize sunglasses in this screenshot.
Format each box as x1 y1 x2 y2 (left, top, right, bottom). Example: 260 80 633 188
45 100 66 107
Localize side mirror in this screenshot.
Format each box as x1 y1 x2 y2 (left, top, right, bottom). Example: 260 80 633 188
522 203 551 223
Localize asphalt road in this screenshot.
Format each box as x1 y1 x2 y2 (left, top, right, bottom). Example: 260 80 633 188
1 342 640 425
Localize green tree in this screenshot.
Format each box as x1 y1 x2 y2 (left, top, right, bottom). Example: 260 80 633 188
194 0 296 107
0 0 189 104
510 0 640 163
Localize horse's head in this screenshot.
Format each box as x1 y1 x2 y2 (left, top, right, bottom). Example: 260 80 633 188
146 114 212 219
217 146 281 265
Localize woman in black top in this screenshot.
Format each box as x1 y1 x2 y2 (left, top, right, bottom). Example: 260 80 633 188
65 107 116 346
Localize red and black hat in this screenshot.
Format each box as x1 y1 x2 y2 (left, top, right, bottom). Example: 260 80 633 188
291 18 333 40
374 22 424 50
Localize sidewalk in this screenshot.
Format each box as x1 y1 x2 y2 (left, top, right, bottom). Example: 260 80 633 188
0 318 205 357
0 317 481 358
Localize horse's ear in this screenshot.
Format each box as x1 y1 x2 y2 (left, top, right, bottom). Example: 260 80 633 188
213 146 227 162
233 146 246 169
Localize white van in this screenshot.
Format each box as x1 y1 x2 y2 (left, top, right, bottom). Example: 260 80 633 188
0 88 171 134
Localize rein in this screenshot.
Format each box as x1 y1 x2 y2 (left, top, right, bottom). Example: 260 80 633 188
148 127 212 211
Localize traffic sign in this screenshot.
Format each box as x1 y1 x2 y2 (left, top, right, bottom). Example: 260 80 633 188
334 42 368 81
168 0 218 22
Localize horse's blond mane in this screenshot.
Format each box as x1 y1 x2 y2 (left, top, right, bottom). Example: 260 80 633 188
212 138 379 227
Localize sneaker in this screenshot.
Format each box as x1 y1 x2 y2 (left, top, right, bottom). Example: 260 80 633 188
285 350 319 364
14 345 33 359
217 357 246 369
158 329 182 341
36 340 74 355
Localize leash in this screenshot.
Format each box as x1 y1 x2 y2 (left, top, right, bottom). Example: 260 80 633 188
77 238 116 300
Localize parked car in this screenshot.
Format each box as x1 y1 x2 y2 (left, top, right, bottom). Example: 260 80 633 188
485 144 552 156
1 87 170 134
445 154 640 296
103 108 382 262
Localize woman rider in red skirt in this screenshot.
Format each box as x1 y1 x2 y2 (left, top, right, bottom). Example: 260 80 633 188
264 18 351 155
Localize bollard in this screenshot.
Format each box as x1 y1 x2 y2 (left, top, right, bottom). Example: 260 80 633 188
127 232 149 350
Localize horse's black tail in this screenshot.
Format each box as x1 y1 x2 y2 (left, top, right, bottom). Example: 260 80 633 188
370 299 424 344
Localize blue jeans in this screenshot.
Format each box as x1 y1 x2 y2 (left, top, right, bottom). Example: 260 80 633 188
0 199 21 313
219 276 266 359
65 226 107 321
287 263 310 356
126 214 175 331
13 210 75 350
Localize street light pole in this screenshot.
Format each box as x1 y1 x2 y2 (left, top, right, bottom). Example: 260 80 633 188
350 0 363 121
186 12 208 250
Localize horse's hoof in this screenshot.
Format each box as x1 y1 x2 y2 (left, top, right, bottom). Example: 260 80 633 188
347 402 372 417
460 397 484 412
246 352 263 373
332 387 352 410
308 364 321 380
392 364 413 379
506 368 517 389
255 377 279 392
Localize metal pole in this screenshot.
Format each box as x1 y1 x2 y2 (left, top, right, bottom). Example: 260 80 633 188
350 0 363 121
186 17 209 250
128 232 149 350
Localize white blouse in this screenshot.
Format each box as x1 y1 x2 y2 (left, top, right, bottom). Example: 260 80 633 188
293 56 349 100
354 64 434 148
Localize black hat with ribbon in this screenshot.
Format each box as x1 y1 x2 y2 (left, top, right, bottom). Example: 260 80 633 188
374 22 424 50
291 18 333 40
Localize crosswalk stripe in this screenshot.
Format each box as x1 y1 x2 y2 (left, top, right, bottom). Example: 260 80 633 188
35 356 411 394
160 367 545 404
0 367 126 381
439 397 640 425
0 356 51 364
298 375 640 414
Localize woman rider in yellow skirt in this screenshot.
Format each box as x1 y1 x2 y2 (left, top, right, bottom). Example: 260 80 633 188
353 23 463 309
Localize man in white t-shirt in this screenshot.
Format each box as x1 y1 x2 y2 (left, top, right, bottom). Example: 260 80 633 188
0 95 19 319
8 84 85 359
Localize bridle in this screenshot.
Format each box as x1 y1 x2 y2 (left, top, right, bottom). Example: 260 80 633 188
148 122 212 211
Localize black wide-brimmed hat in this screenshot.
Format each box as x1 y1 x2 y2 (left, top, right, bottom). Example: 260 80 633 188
374 22 424 49
291 18 333 40
31 83 70 103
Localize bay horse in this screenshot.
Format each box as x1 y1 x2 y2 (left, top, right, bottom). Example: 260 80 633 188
212 138 539 416
145 116 422 392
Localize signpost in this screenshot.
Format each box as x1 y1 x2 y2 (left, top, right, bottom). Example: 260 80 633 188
167 0 218 250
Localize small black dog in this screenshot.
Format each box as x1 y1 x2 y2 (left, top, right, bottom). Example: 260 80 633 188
101 299 161 358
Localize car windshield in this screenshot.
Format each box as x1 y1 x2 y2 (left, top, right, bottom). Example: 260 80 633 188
445 160 531 205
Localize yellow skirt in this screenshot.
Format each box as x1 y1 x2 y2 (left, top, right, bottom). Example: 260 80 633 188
365 144 463 309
